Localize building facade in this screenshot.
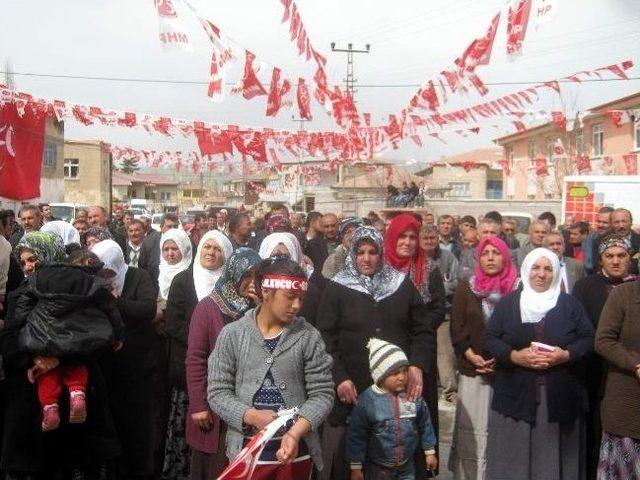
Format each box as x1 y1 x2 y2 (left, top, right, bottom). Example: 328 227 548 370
63 140 112 207
495 92 640 201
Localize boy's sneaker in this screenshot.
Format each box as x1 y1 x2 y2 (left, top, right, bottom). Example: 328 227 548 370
42 404 60 431
69 391 87 424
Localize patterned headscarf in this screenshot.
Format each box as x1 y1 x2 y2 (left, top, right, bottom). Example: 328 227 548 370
41 220 81 247
338 216 364 239
333 226 405 302
83 226 112 244
211 248 262 319
15 231 66 265
266 214 292 234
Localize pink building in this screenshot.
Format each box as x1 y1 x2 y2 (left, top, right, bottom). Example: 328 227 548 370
494 91 640 201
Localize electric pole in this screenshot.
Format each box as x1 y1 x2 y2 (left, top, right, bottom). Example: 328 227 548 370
330 42 370 102
291 116 310 212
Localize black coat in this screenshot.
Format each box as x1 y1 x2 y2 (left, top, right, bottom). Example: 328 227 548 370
138 230 162 294
164 267 199 388
101 267 158 477
317 276 442 425
0 282 121 475
14 264 124 357
485 291 594 424
305 236 329 289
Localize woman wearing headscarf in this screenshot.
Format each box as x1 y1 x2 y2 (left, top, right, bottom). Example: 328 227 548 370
0 234 121 479
259 232 321 326
484 248 594 480
383 213 446 477
157 228 194 324
163 230 232 479
317 226 441 480
185 248 262 480
92 239 157 479
41 220 81 253
83 226 112 250
592 239 640 479
572 234 636 480
449 237 519 480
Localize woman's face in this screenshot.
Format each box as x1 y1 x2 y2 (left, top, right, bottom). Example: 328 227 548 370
19 250 38 276
479 244 504 276
396 230 418 258
419 230 438 255
86 235 99 250
238 271 257 299
200 240 224 270
355 241 380 276
601 246 631 279
262 288 305 324
271 243 291 258
162 239 183 265
529 257 554 292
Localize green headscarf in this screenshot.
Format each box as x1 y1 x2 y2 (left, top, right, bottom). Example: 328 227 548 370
15 231 66 265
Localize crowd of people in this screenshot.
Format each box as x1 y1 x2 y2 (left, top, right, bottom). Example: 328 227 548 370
0 201 637 480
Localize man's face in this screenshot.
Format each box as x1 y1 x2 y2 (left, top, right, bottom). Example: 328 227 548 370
323 215 338 240
161 219 179 233
341 225 357 249
40 205 51 219
459 222 473 234
544 234 564 259
568 228 585 246
20 210 41 232
114 208 123 220
207 216 216 229
462 230 478 249
238 217 252 237
529 223 548 247
611 212 631 236
88 208 106 227
423 214 434 225
127 223 144 245
419 231 439 255
73 221 88 237
502 221 516 236
218 211 228 223
290 213 302 229
478 222 499 241
438 218 453 237
596 213 611 233
123 213 134 227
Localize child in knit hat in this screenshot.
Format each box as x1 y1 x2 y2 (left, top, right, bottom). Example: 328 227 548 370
347 338 437 480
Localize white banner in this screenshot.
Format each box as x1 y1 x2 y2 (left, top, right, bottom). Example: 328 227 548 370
155 0 193 52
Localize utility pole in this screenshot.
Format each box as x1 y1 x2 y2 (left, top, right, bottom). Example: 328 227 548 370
291 115 310 212
330 42 370 101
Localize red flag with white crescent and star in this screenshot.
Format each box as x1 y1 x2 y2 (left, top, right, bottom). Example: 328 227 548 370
0 102 46 200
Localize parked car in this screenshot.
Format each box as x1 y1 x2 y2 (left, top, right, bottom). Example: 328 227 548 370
50 203 88 223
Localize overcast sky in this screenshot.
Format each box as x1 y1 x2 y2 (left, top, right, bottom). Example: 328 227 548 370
1 0 639 171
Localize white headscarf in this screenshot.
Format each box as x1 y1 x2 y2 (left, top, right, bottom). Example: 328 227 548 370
41 220 80 247
258 232 314 279
158 228 193 301
519 247 562 324
92 239 128 296
193 230 233 301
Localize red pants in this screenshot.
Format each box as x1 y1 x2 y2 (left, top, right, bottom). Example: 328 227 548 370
36 364 88 407
251 458 312 480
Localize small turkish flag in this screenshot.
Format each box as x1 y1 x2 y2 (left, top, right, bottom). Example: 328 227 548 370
238 51 267 100
296 78 312 120
0 102 46 200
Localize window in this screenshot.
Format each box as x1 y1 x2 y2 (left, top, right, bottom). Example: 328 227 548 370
43 142 57 168
546 137 555 160
448 182 470 198
635 120 640 150
592 123 603 157
528 139 535 163
64 158 79 179
160 192 171 201
486 180 503 199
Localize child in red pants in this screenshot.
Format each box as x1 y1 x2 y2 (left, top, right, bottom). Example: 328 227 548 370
17 253 124 431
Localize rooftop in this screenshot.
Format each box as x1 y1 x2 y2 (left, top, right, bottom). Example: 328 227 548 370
112 171 179 187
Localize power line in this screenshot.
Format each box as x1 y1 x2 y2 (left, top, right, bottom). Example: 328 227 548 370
1 70 638 88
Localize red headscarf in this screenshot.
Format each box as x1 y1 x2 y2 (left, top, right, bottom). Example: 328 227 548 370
473 236 518 295
383 214 426 289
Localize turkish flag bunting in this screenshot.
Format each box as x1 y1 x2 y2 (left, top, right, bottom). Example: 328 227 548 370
239 51 267 100
266 67 292 117
420 81 440 111
606 110 623 128
506 0 532 57
576 155 591 173
623 153 638 175
551 111 566 130
542 80 560 93
534 157 548 176
296 78 312 120
455 13 500 71
193 122 233 156
280 0 292 23
0 102 46 200
513 121 527 132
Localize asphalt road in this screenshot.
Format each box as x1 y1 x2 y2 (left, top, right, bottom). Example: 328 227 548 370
437 399 455 480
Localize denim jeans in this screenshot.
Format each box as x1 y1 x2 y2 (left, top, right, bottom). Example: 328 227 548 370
364 461 415 480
